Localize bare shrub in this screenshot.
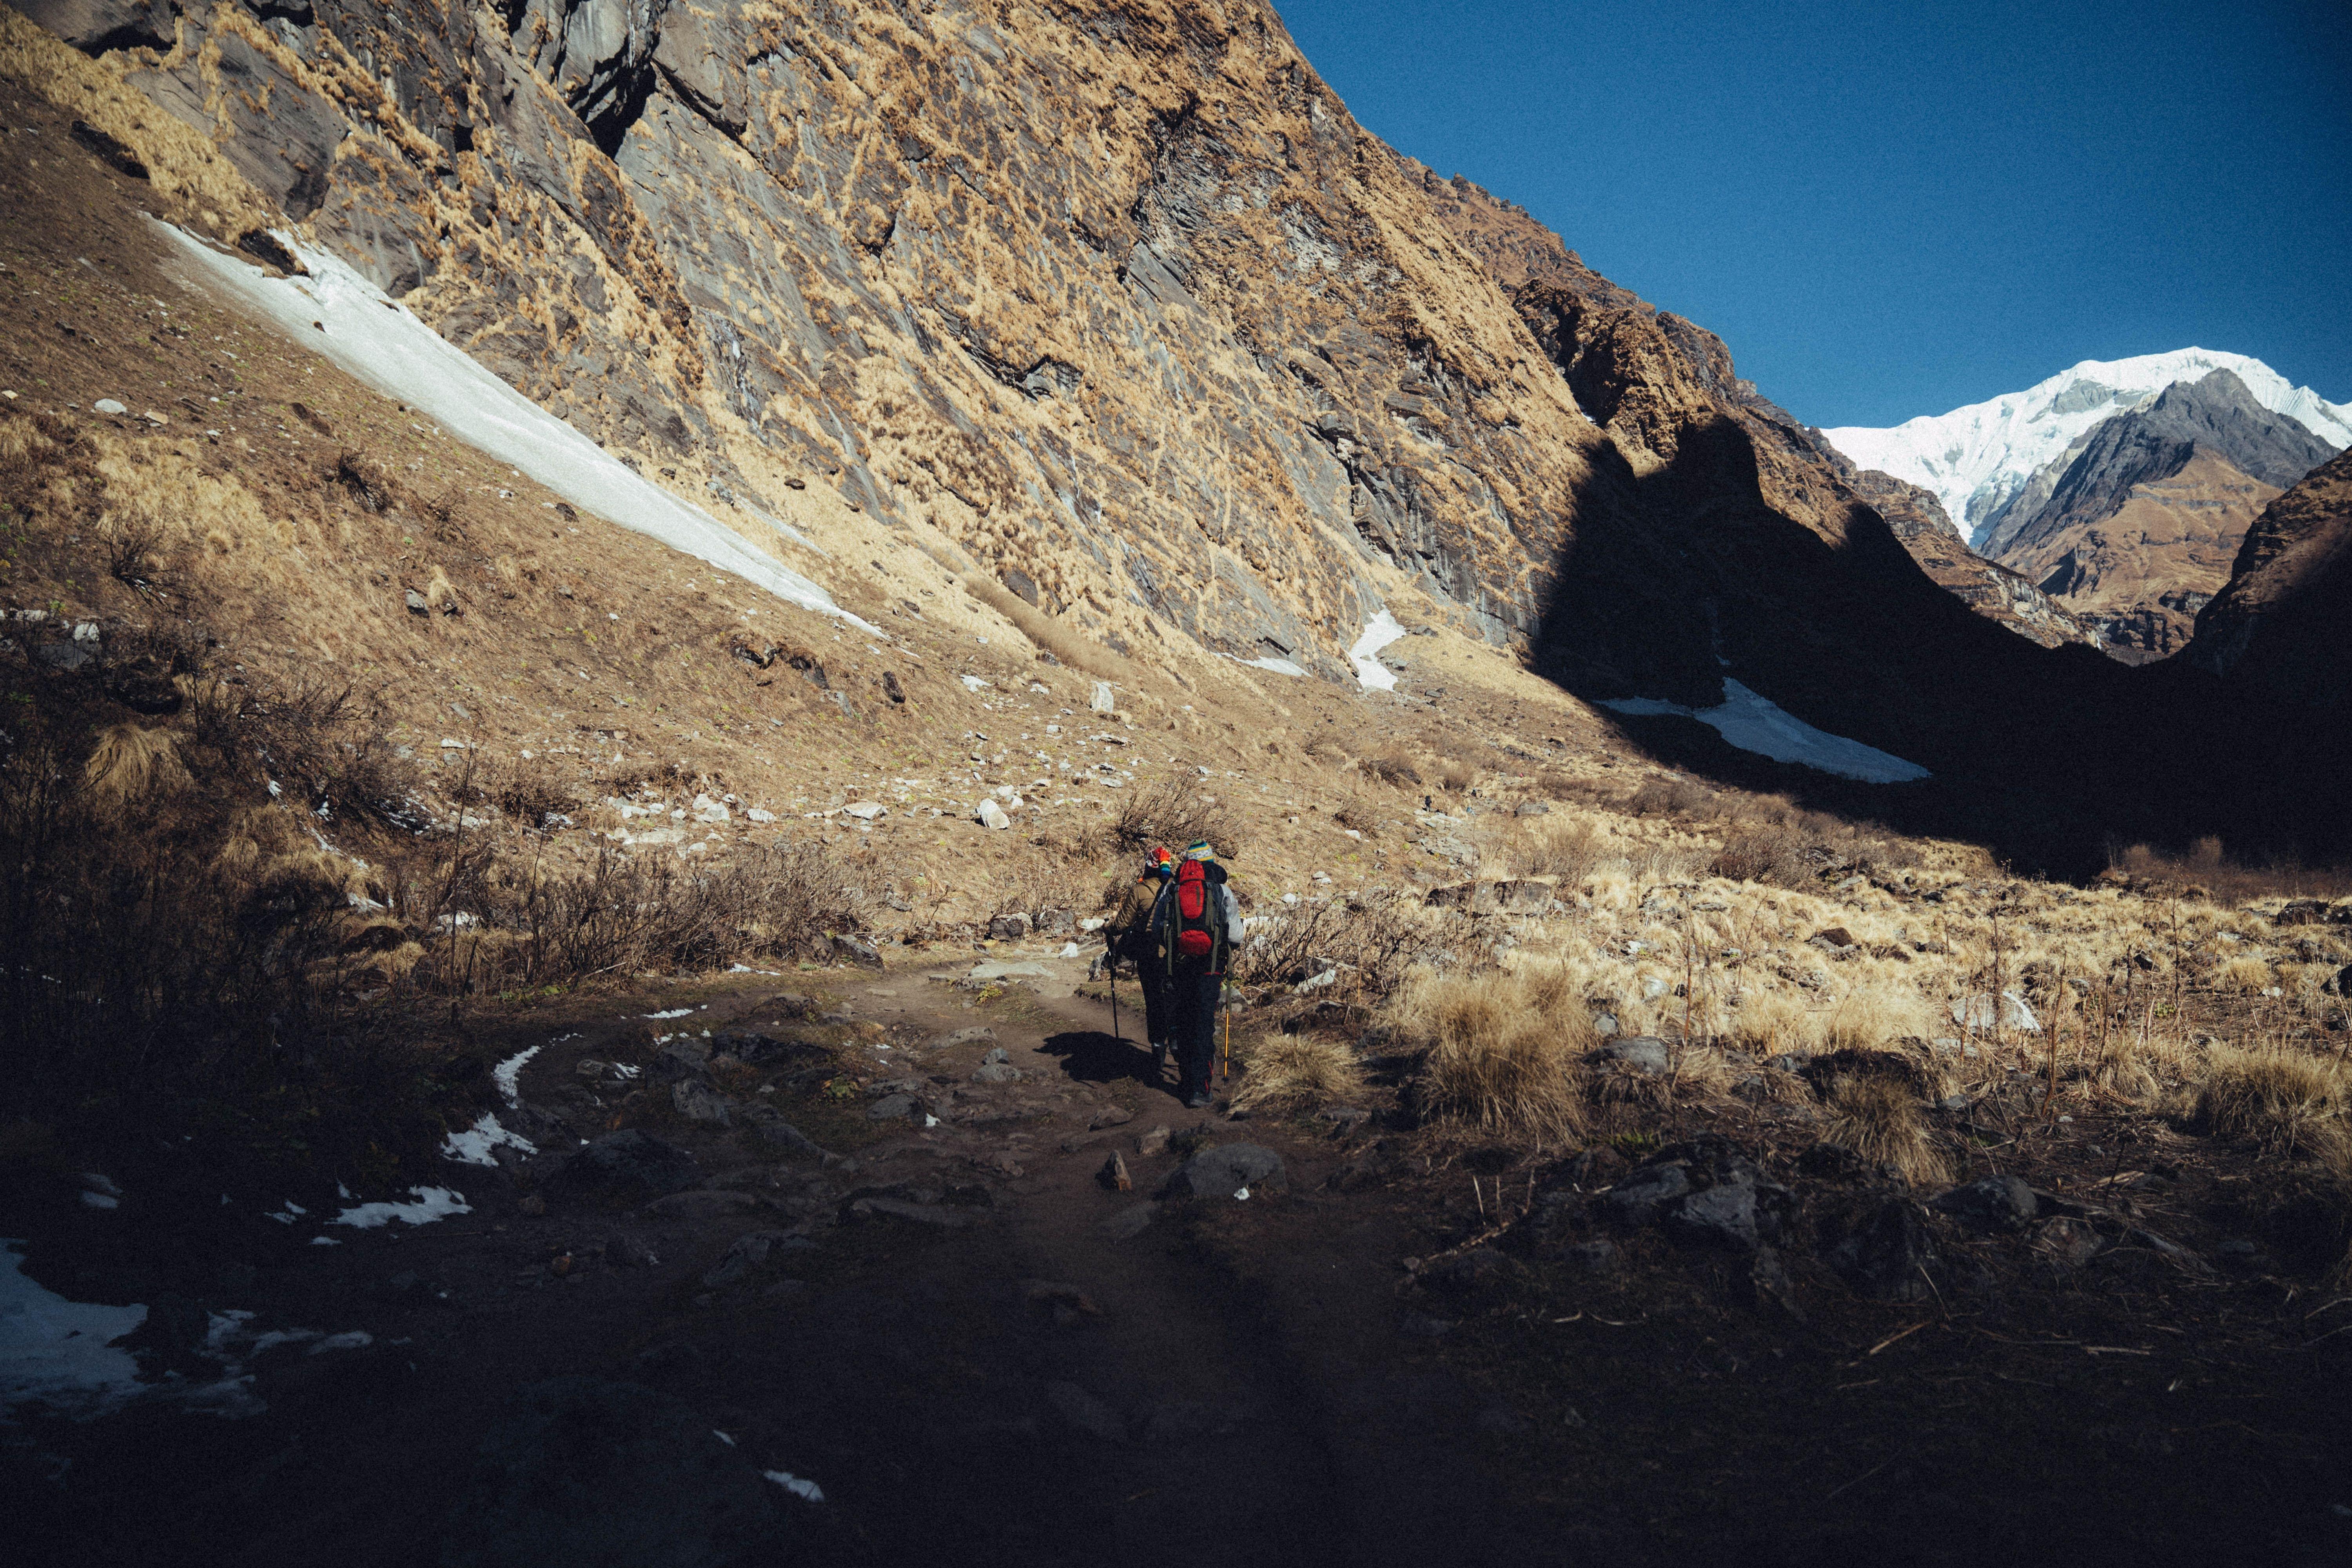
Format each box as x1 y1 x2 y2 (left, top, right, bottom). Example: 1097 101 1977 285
1432 757 1476 794
1626 777 1719 819
1232 1034 1365 1114
1501 816 1603 882
2110 840 2352 904
492 758 575 826
1823 1072 1950 1187
1712 824 1809 885
1360 748 1421 788
80 723 191 814
1405 962 1589 1142
1232 894 1455 1002
1102 774 1237 859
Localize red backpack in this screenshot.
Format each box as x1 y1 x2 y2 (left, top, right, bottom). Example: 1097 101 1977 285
1169 857 1225 969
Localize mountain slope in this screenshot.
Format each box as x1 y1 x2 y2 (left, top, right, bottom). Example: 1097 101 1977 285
1976 370 2338 657
2186 446 2352 716
1823 350 2352 548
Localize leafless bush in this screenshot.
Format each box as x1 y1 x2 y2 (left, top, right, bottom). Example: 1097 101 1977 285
1712 823 1810 884
1102 773 1238 859
2111 839 2352 904
447 837 864 987
1499 815 1603 882
492 758 575 826
1231 893 1457 1002
1360 748 1421 788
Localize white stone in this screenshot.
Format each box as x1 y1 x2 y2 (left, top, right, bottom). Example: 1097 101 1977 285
1090 681 1115 712
93 397 127 416
976 799 1013 830
842 801 886 820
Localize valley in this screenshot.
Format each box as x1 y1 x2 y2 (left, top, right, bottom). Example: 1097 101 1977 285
3 3 2351 1564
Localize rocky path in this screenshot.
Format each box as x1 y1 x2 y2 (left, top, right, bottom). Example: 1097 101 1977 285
10 954 1534 1566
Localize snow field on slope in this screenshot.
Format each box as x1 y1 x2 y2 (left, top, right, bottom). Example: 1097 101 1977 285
1600 681 1931 784
1823 349 2352 548
2 1239 147 1419
153 222 876 633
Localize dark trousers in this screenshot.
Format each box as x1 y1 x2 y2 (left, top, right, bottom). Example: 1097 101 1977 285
1137 964 1169 1048
1167 963 1220 1098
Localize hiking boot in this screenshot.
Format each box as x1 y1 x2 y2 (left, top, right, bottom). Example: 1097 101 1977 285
1185 1089 1212 1109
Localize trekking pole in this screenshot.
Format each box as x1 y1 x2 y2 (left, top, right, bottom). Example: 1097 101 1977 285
1109 961 1122 1042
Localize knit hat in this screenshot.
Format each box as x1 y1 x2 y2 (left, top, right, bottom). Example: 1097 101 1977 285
1185 839 1215 860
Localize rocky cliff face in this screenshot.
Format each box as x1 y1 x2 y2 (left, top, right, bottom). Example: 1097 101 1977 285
0 0 2177 796
1978 370 2337 657
2186 446 2352 715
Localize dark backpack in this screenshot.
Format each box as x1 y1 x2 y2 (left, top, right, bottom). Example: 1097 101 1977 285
1167 857 1227 972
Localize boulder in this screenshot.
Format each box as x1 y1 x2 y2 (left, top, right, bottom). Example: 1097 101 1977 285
1590 1037 1670 1075
1600 1161 1690 1228
544 1131 699 1201
439 1377 782 1568
976 799 1013 830
1929 1174 2037 1230
987 913 1030 940
1513 801 1550 817
1949 991 2040 1034
1832 1200 1938 1301
1162 1143 1286 1199
737 1106 828 1160
1664 1181 1760 1250
670 1079 732 1127
831 933 884 968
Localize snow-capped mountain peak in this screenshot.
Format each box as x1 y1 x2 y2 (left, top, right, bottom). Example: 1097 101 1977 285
1821 349 2352 550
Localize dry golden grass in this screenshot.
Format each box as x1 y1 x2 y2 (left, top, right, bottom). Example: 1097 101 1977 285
1232 1033 1365 1114
1406 962 1590 1142
1817 980 1941 1054
2192 1044 2349 1156
1823 1072 1951 1187
81 724 191 813
1492 814 1604 882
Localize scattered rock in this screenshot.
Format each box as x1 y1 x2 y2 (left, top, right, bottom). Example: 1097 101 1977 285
670 1079 733 1126
847 1196 971 1227
737 1106 828 1160
1808 927 1858 956
606 1234 659 1269
831 933 883 968
405 589 430 615
866 1093 917 1121
927 1025 998 1049
1601 1161 1690 1228
1589 1036 1670 1076
1664 1181 1761 1250
701 1230 802 1288
1162 1143 1285 1199
1098 1202 1157 1240
93 397 127 416
976 799 1013 830
544 1131 700 1201
439 1377 780 1568
1949 991 2041 1034
642 1191 763 1219
2031 1216 2105 1277
1929 1175 2037 1231
1833 1200 1938 1301
1136 1125 1172 1157
1742 1245 1806 1321
1100 1151 1132 1191
1513 801 1550 817
1089 1105 1136 1130
968 1060 1024 1084
987 913 1030 940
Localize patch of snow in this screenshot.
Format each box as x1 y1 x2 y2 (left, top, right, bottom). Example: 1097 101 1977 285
266 1200 308 1225
492 1044 541 1107
1598 681 1931 784
1241 656 1307 677
1823 349 2352 549
329 1186 472 1229
1348 610 1408 691
765 1470 825 1503
440 1112 537 1167
645 1008 694 1020
151 221 875 632
2 1240 147 1419
960 674 991 691
80 1191 118 1211
309 1236 340 1246
310 1331 372 1353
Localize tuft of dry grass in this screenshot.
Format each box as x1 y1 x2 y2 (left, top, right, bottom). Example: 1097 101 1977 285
1817 981 1941 1056
1360 747 1421 788
1231 1033 1365 1114
1823 1072 1951 1187
81 724 191 813
1495 814 1604 882
2192 1044 2349 1156
1406 962 1590 1142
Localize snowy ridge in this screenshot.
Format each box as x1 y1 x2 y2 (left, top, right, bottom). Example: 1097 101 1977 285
1823 350 2352 550
152 221 876 633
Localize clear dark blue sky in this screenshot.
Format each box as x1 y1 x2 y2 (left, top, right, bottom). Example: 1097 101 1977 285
1273 0 2352 428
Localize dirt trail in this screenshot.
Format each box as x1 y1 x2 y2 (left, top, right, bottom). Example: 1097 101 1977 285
8 958 1535 1566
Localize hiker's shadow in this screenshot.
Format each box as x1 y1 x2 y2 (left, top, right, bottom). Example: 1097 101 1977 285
1040 1029 1163 1088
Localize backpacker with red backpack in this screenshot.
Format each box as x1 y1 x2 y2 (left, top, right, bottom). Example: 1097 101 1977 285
1166 855 1229 972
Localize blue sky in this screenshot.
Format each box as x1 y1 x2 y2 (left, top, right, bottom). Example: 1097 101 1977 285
1273 0 2352 428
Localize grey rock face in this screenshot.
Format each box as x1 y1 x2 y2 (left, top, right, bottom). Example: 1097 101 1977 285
1590 1037 1670 1075
545 1129 699 1200
670 1078 732 1126
1601 1161 1689 1229
1163 1143 1285 1199
1832 1200 1938 1301
1929 1174 2036 1230
1663 1181 1759 1250
440 1377 782 1568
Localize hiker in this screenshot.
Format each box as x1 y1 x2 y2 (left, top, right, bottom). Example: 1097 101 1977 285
1103 847 1176 1073
1149 839 1243 1109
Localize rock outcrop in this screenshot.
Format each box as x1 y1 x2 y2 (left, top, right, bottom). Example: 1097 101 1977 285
2185 446 2352 716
